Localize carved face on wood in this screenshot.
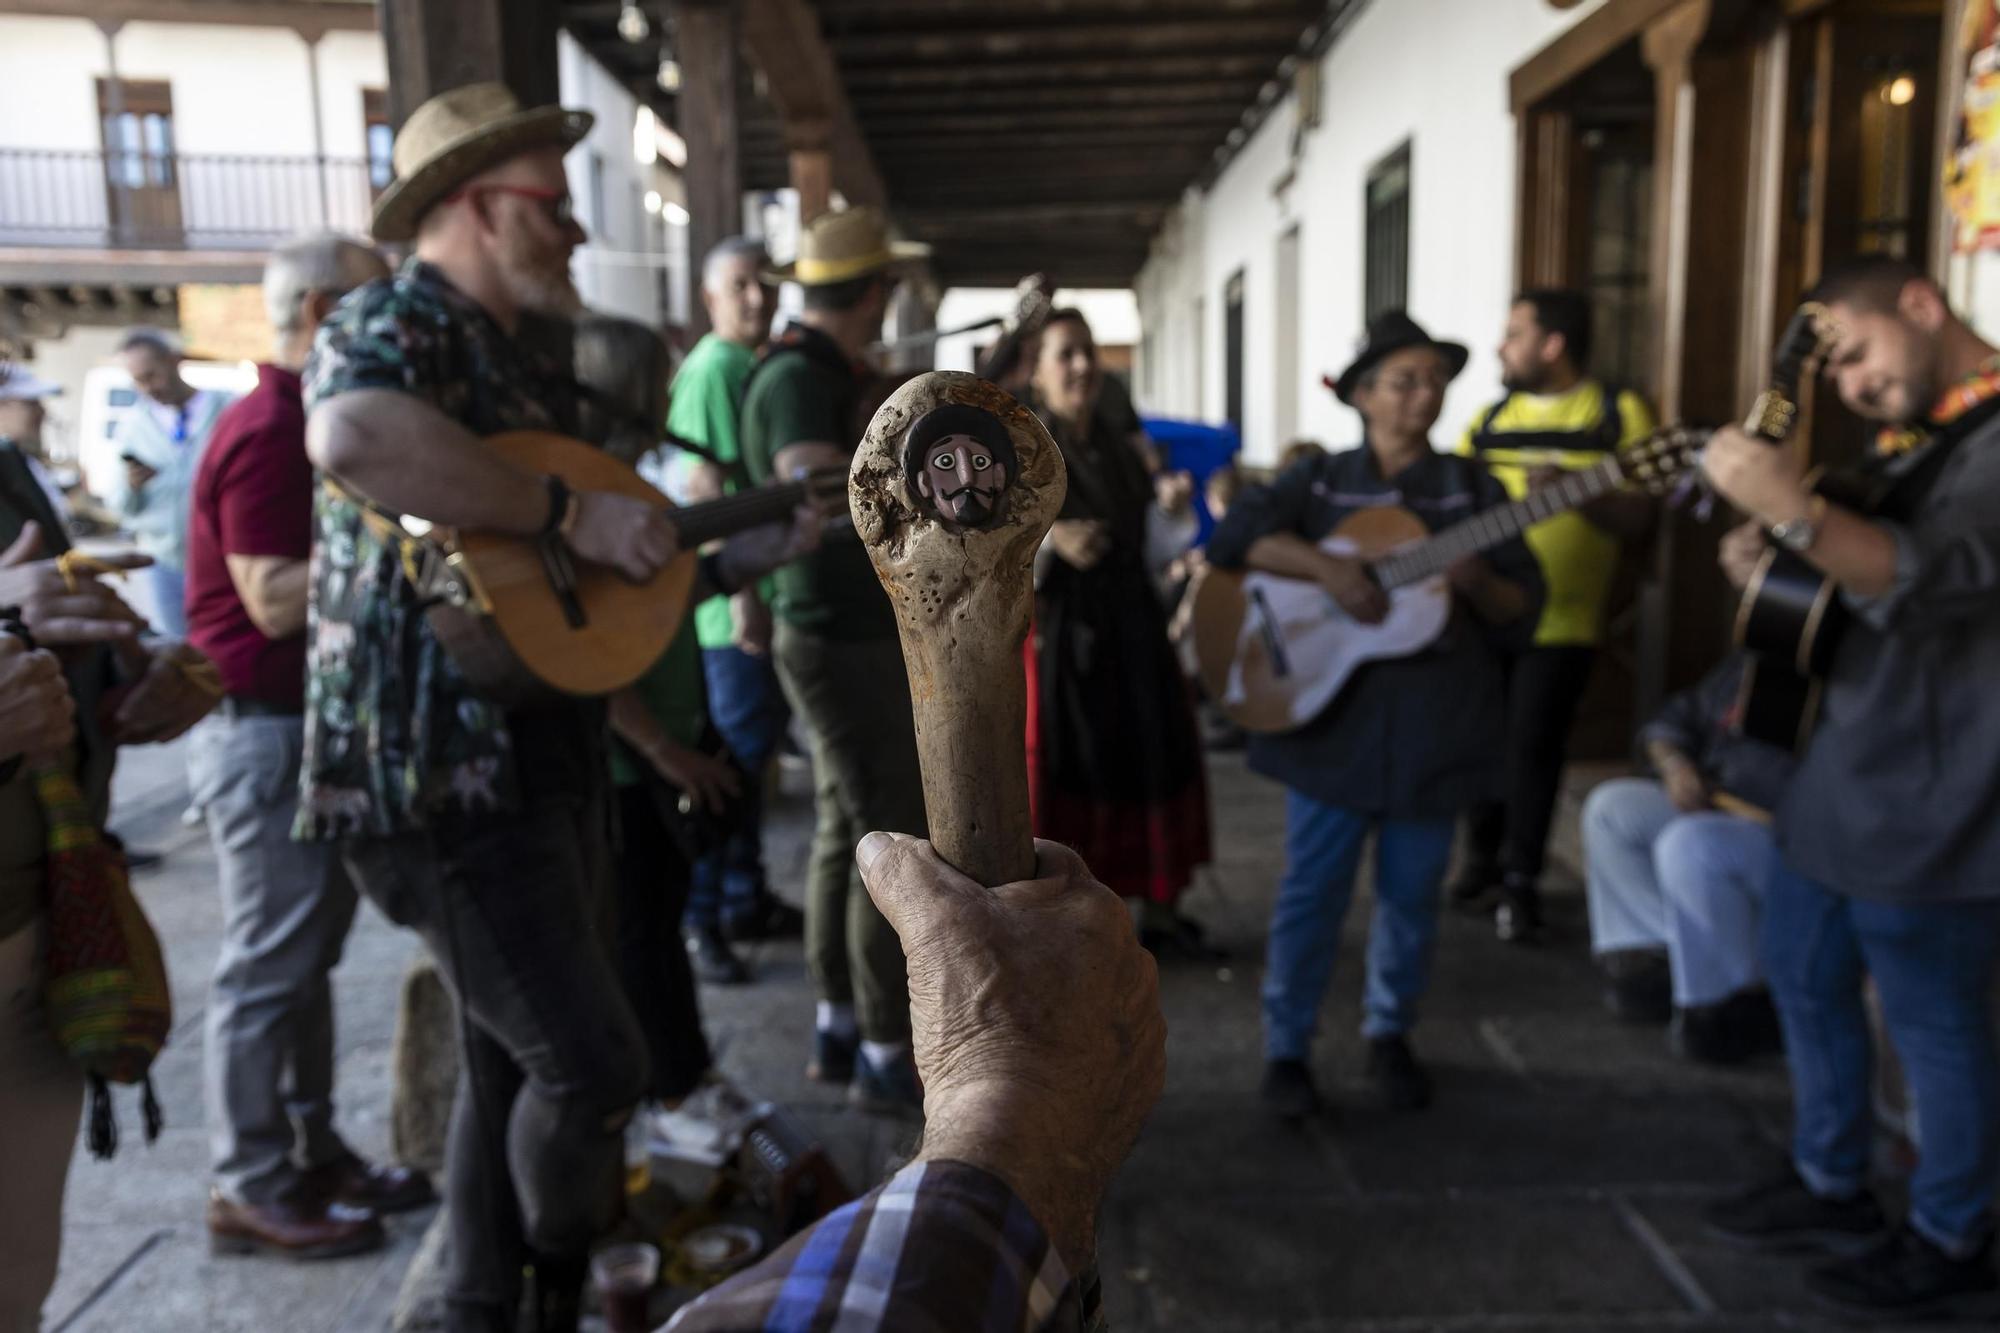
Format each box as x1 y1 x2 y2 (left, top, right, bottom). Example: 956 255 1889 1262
902 403 1018 530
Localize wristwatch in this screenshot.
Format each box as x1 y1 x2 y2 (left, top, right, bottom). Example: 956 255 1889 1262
1769 498 1824 554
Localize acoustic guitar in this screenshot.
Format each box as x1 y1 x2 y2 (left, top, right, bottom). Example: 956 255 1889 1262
1189 428 1702 734
405 431 845 705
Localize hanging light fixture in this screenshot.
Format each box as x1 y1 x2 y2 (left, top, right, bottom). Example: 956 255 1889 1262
657 55 682 94
617 3 650 44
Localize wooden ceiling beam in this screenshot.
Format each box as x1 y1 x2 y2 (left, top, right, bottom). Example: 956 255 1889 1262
834 53 1275 89
829 16 1310 62
0 0 377 33
814 0 1316 20
864 105 1243 135
852 79 1263 114
866 128 1213 154
739 0 887 210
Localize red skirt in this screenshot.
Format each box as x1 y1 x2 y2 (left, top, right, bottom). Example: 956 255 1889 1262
1023 567 1212 905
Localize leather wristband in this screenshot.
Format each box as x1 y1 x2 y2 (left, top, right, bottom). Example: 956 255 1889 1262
539 474 572 538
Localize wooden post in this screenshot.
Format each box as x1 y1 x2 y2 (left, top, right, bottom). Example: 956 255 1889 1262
787 117 834 224
377 0 557 126
676 0 741 340
848 373 1066 888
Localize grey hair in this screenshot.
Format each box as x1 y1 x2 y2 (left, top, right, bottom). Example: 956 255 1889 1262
117 326 180 359
701 235 770 294
263 233 389 334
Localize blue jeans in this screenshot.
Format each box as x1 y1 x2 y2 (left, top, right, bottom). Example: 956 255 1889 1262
147 562 186 639
686 645 789 931
1763 862 2000 1252
1263 792 1456 1059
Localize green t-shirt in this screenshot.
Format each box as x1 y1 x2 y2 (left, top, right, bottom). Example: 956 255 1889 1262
739 342 896 640
668 334 757 651
609 617 708 788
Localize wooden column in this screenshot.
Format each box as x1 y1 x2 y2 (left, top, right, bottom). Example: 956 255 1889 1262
377 0 557 126
787 117 834 224
676 0 741 339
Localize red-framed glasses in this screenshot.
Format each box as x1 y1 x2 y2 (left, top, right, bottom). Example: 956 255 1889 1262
445 183 577 228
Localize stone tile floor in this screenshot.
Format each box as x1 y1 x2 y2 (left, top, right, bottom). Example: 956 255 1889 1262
38 742 1995 1331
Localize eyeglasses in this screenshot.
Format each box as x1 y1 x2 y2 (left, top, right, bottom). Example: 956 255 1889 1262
446 183 577 228
1374 373 1449 394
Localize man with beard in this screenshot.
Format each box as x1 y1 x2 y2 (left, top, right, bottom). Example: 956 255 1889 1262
299 85 796 1332
1452 289 1655 942
1701 257 2000 1318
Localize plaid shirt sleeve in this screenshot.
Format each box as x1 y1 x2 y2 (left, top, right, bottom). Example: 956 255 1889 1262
666 1160 1082 1332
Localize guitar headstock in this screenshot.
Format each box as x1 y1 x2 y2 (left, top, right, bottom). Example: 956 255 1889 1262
1743 301 1844 441
1006 273 1057 339
1617 425 1707 494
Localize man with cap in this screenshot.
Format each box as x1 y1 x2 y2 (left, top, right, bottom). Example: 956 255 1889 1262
299 84 798 1331
0 368 73 523
185 233 435 1262
1208 312 1543 1121
739 206 930 1114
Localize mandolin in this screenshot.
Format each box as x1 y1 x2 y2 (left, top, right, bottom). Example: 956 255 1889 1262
1189 427 1702 734
405 431 845 705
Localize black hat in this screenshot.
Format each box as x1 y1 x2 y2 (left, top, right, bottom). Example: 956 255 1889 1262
1331 310 1469 405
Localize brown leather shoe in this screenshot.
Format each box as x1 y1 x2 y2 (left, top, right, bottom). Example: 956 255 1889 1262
301 1153 436 1215
207 1188 384 1260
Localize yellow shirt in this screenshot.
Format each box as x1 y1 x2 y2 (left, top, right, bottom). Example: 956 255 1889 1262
1455 380 1656 647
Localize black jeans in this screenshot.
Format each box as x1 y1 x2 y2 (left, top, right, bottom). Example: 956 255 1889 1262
1465 644 1596 883
341 792 647 1332
613 780 711 1103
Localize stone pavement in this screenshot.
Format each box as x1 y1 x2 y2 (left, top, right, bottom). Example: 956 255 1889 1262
40 741 1995 1331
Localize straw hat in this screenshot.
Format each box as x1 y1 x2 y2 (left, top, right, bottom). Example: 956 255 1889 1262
766 206 930 286
370 82 593 243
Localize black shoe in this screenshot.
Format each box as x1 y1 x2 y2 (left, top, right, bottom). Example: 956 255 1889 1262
1671 987 1783 1065
1703 1166 1888 1254
807 1027 857 1085
1140 913 1227 962
1259 1059 1322 1120
722 893 805 943
849 1047 923 1117
1365 1035 1433 1112
1493 875 1544 945
1600 950 1673 1025
684 926 749 986
1447 863 1501 911
1807 1224 1998 1319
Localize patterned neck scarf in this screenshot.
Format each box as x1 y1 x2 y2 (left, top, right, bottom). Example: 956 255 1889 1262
1878 354 2000 455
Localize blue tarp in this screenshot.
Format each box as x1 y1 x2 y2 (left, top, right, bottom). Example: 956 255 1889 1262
1141 415 1240 544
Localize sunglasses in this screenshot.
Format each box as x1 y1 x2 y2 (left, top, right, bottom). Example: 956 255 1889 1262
447 183 577 228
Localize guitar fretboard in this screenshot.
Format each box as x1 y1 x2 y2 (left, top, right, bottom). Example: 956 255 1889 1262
1370 458 1625 591
672 480 814 547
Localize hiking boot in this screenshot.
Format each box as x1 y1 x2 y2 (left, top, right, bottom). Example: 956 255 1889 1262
1703 1166 1887 1254
685 926 749 986
1671 987 1784 1065
1366 1035 1434 1112
806 1027 856 1085
849 1047 923 1117
1806 1224 1999 1319
1601 949 1673 1025
1259 1059 1322 1120
1493 875 1544 945
207 1187 383 1261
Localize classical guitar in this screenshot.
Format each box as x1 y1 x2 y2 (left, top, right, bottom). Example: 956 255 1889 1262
1726 304 1849 751
402 431 845 704
1189 427 1702 734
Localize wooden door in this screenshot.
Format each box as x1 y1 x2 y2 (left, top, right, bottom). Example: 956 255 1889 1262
98 79 181 246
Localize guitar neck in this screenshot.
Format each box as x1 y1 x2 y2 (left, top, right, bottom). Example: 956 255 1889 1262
672 480 810 547
1370 457 1626 591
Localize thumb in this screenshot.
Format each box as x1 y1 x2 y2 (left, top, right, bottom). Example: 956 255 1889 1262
857 831 975 942
2 522 42 568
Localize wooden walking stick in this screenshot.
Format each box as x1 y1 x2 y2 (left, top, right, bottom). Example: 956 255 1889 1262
849 371 1067 886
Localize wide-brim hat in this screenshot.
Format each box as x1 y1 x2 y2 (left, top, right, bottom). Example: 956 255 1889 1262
765 205 930 286
1332 310 1469 405
0 367 62 401
371 82 593 243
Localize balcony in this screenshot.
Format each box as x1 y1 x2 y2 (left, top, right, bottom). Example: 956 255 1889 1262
0 147 380 252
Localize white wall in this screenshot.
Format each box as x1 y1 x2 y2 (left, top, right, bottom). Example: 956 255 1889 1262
1135 0 1610 465
932 287 1140 375
560 30 674 331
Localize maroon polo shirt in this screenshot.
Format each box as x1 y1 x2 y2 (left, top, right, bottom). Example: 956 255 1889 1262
184 363 313 710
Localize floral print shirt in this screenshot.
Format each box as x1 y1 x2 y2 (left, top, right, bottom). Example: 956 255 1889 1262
296 260 577 840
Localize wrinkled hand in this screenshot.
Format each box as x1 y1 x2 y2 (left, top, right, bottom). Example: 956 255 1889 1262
0 635 76 764
1719 519 1767 592
1319 553 1388 625
109 640 219 746
568 491 682 584
857 833 1165 1277
1661 756 1711 813
1153 469 1194 517
123 458 158 495
1703 426 1810 525
731 591 773 657
715 503 823 593
0 524 150 646
649 742 742 815
1047 519 1110 572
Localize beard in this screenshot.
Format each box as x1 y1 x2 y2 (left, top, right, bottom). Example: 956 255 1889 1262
498 228 583 319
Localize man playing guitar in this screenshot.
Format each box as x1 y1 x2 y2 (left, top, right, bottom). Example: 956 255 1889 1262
1702 256 2000 1318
